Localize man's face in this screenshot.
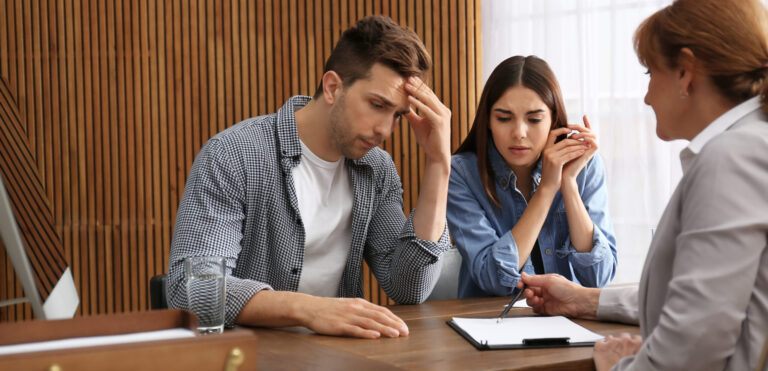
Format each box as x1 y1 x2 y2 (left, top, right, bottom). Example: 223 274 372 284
329 63 412 159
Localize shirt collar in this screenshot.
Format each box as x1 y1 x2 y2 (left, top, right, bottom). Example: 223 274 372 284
488 138 543 190
277 95 379 170
680 95 761 173
277 95 312 159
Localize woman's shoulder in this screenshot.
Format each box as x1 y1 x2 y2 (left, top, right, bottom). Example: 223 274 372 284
703 118 768 162
451 152 480 173
452 151 478 165
450 152 483 185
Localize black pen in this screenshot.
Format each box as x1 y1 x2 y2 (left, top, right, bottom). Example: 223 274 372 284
497 284 526 323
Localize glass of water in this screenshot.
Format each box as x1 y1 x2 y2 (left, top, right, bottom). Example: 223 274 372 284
185 256 226 334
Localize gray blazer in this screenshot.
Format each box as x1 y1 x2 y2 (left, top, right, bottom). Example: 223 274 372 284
598 108 768 370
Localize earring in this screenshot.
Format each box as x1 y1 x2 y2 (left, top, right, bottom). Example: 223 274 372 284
679 90 689 99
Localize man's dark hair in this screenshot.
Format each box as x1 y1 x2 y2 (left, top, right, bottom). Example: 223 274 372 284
313 15 431 98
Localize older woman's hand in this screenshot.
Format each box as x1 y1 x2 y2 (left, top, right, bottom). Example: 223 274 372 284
593 333 643 371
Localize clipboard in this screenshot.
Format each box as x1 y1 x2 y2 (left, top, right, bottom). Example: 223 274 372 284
447 316 604 350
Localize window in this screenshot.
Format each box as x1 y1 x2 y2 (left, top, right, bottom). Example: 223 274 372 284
482 0 684 283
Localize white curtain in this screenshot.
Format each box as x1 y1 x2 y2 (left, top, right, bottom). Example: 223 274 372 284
482 0 687 283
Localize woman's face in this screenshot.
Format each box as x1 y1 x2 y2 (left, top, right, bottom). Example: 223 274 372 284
644 63 687 141
489 86 552 172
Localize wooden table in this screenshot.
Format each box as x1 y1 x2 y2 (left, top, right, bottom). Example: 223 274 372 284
249 296 640 370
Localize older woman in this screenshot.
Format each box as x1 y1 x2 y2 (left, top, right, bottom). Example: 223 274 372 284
518 0 768 370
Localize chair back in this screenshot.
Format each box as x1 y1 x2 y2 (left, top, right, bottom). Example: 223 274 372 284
757 330 768 371
426 247 462 301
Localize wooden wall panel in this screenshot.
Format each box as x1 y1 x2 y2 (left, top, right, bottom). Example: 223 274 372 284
0 0 482 321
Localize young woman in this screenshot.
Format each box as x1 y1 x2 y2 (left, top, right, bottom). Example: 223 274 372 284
518 0 768 369
447 56 617 298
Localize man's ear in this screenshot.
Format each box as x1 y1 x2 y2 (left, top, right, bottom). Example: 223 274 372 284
321 71 343 105
678 47 697 97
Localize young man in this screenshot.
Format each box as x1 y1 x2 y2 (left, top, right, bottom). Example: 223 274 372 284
166 15 452 339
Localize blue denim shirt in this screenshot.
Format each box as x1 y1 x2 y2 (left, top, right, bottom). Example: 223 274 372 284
447 144 617 298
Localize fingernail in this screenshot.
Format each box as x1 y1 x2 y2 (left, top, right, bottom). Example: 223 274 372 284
401 325 409 335
389 329 400 337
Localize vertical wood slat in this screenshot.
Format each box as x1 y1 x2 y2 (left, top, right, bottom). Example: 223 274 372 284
0 0 482 320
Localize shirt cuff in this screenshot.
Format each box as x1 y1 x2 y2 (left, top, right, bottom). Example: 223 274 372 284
398 209 452 261
494 231 522 288
558 223 612 266
596 285 639 325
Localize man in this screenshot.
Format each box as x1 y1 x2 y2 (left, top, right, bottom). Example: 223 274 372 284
166 15 452 339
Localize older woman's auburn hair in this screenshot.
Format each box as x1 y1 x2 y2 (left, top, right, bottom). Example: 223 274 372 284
634 0 768 111
456 55 567 208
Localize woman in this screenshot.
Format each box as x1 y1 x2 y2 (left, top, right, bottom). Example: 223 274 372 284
519 0 768 370
446 56 617 298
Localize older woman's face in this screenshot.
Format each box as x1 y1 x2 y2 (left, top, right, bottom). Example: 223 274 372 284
644 63 688 141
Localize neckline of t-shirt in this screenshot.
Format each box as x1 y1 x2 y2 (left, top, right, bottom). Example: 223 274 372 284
298 139 345 169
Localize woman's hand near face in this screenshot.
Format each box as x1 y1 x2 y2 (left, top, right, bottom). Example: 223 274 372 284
539 126 588 194
561 115 599 185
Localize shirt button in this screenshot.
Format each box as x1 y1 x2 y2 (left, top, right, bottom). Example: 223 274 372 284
291 268 300 274
500 178 508 187
545 249 551 255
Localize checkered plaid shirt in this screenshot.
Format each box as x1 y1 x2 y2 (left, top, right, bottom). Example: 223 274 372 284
167 95 451 326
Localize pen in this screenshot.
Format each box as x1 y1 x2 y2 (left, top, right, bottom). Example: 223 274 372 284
497 284 526 323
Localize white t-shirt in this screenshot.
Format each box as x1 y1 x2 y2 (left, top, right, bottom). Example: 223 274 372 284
292 140 353 297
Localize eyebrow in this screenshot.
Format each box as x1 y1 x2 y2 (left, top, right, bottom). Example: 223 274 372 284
370 93 411 116
493 108 546 115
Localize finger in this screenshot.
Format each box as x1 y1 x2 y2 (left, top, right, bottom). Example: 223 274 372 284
584 136 599 149
521 272 558 287
583 114 592 129
405 76 441 107
594 340 607 351
373 305 408 332
565 123 591 134
404 109 422 124
407 95 441 126
526 286 543 297
376 307 409 336
359 303 409 335
355 316 401 338
550 146 587 164
405 83 446 121
561 149 587 164
356 299 406 325
566 131 596 142
547 127 573 145
554 138 590 148
339 324 381 339
619 333 633 341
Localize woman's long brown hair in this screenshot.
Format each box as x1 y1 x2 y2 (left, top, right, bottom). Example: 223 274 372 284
455 55 568 208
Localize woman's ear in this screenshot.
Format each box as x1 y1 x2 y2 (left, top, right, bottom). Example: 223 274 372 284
677 47 697 97
321 71 343 105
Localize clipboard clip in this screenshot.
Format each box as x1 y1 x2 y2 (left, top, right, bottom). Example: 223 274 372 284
522 337 571 346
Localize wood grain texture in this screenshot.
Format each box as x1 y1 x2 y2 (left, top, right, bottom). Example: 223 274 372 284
0 0 482 321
